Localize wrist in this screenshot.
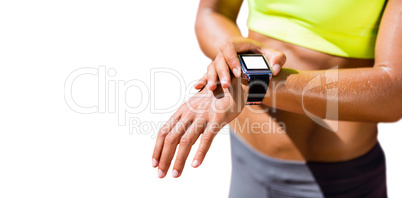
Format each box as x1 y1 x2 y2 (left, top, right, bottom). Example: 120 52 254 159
230 75 249 104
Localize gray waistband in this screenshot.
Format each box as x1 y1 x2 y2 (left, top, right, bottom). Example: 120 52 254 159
229 130 386 198
229 131 323 197
229 131 316 180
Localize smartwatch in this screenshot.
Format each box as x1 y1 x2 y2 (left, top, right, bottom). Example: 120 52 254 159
238 54 273 105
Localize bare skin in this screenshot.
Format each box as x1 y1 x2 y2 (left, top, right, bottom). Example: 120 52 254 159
231 32 380 161
152 0 402 178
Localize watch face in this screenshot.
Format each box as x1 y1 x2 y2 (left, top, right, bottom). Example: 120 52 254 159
239 54 271 72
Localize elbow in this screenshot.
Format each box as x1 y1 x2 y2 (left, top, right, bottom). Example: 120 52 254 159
194 20 209 59
194 10 214 59
382 105 402 122
378 93 402 123
376 65 402 122
194 6 212 39
356 108 402 123
376 91 402 123
381 111 402 123
194 15 202 42
194 14 203 36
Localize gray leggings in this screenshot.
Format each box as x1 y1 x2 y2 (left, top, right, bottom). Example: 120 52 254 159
229 131 387 198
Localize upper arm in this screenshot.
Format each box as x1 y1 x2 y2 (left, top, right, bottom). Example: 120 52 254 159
374 0 402 77
195 0 245 59
197 0 244 21
373 0 402 120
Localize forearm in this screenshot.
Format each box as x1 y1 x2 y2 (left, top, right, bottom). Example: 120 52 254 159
263 67 402 122
195 2 243 59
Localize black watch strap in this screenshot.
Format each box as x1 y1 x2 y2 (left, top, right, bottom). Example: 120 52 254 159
246 74 270 105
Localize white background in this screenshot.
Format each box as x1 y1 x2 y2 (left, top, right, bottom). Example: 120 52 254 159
0 0 400 197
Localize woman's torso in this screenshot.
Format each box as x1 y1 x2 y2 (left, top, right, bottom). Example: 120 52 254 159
229 30 378 162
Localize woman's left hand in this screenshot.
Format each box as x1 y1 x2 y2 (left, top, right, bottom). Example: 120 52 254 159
194 37 286 91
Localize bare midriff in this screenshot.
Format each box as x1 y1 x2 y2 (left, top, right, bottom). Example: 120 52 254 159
229 30 378 162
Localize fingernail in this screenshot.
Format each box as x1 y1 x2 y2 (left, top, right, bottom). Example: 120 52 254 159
152 158 158 168
157 169 164 178
192 160 200 167
208 81 216 87
172 169 180 178
233 68 240 77
273 64 281 74
221 79 228 87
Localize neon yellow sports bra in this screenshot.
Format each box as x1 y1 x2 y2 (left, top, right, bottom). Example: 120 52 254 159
247 0 387 58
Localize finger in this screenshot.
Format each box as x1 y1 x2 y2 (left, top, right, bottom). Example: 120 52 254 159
219 41 241 78
157 118 192 178
215 52 231 88
172 119 206 178
194 73 208 90
207 62 218 91
192 122 221 168
229 38 286 76
152 114 180 168
260 48 286 76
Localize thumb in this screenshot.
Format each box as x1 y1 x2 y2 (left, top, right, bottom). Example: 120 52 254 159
260 48 286 76
194 73 208 90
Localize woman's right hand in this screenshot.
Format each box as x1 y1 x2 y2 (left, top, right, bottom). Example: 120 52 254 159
194 37 287 91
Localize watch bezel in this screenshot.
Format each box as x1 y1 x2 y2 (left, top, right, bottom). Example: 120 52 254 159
238 54 272 105
238 54 273 75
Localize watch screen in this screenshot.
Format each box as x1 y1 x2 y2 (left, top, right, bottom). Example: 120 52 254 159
241 55 270 70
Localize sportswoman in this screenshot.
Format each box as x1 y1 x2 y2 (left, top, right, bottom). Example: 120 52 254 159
152 0 401 197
